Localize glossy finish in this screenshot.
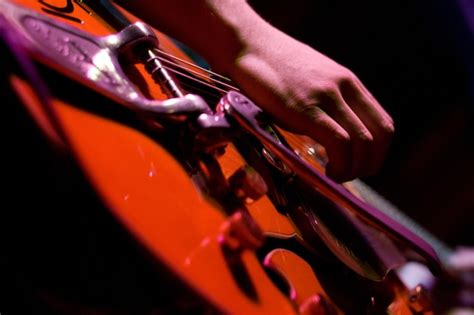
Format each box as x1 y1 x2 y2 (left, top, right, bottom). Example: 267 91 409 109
218 211 265 251
54 98 295 313
5 1 418 314
221 91 440 274
228 165 268 203
264 249 341 313
7 0 299 313
1 2 210 116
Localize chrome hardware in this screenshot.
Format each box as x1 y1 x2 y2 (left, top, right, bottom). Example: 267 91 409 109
101 21 158 59
193 112 233 154
261 147 292 176
0 1 206 116
0 0 441 275
408 284 433 313
140 48 184 97
218 91 441 274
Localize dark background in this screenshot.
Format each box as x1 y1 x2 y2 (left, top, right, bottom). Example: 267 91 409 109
0 2 472 313
250 0 474 246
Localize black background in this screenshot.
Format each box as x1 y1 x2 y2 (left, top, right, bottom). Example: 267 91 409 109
250 0 474 246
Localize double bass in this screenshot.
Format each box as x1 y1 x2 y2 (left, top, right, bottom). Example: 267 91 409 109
0 1 460 313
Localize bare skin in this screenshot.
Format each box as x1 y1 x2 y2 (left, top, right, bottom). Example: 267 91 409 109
115 0 394 182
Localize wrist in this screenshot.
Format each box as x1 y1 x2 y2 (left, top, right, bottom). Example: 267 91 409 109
200 1 272 74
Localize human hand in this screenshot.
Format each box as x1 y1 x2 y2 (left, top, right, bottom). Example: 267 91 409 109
118 0 394 182
226 25 394 183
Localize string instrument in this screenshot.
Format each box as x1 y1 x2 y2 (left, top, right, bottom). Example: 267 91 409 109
0 1 459 314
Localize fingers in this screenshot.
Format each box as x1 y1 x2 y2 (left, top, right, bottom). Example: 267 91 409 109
316 88 374 181
228 48 393 182
290 106 352 181
299 77 394 183
339 77 395 175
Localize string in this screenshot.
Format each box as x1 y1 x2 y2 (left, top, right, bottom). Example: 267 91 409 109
177 79 224 103
171 75 224 105
145 48 241 103
150 49 243 99
157 55 239 92
155 49 234 84
161 64 231 95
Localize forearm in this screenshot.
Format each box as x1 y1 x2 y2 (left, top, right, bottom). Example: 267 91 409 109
114 0 395 182
114 0 270 73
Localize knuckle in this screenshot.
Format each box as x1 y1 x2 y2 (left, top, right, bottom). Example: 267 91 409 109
317 83 339 101
290 101 315 116
346 69 358 81
337 69 357 84
337 70 362 94
286 89 314 109
315 80 336 92
307 106 325 120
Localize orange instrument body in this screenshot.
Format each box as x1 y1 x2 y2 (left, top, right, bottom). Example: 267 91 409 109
0 1 426 314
